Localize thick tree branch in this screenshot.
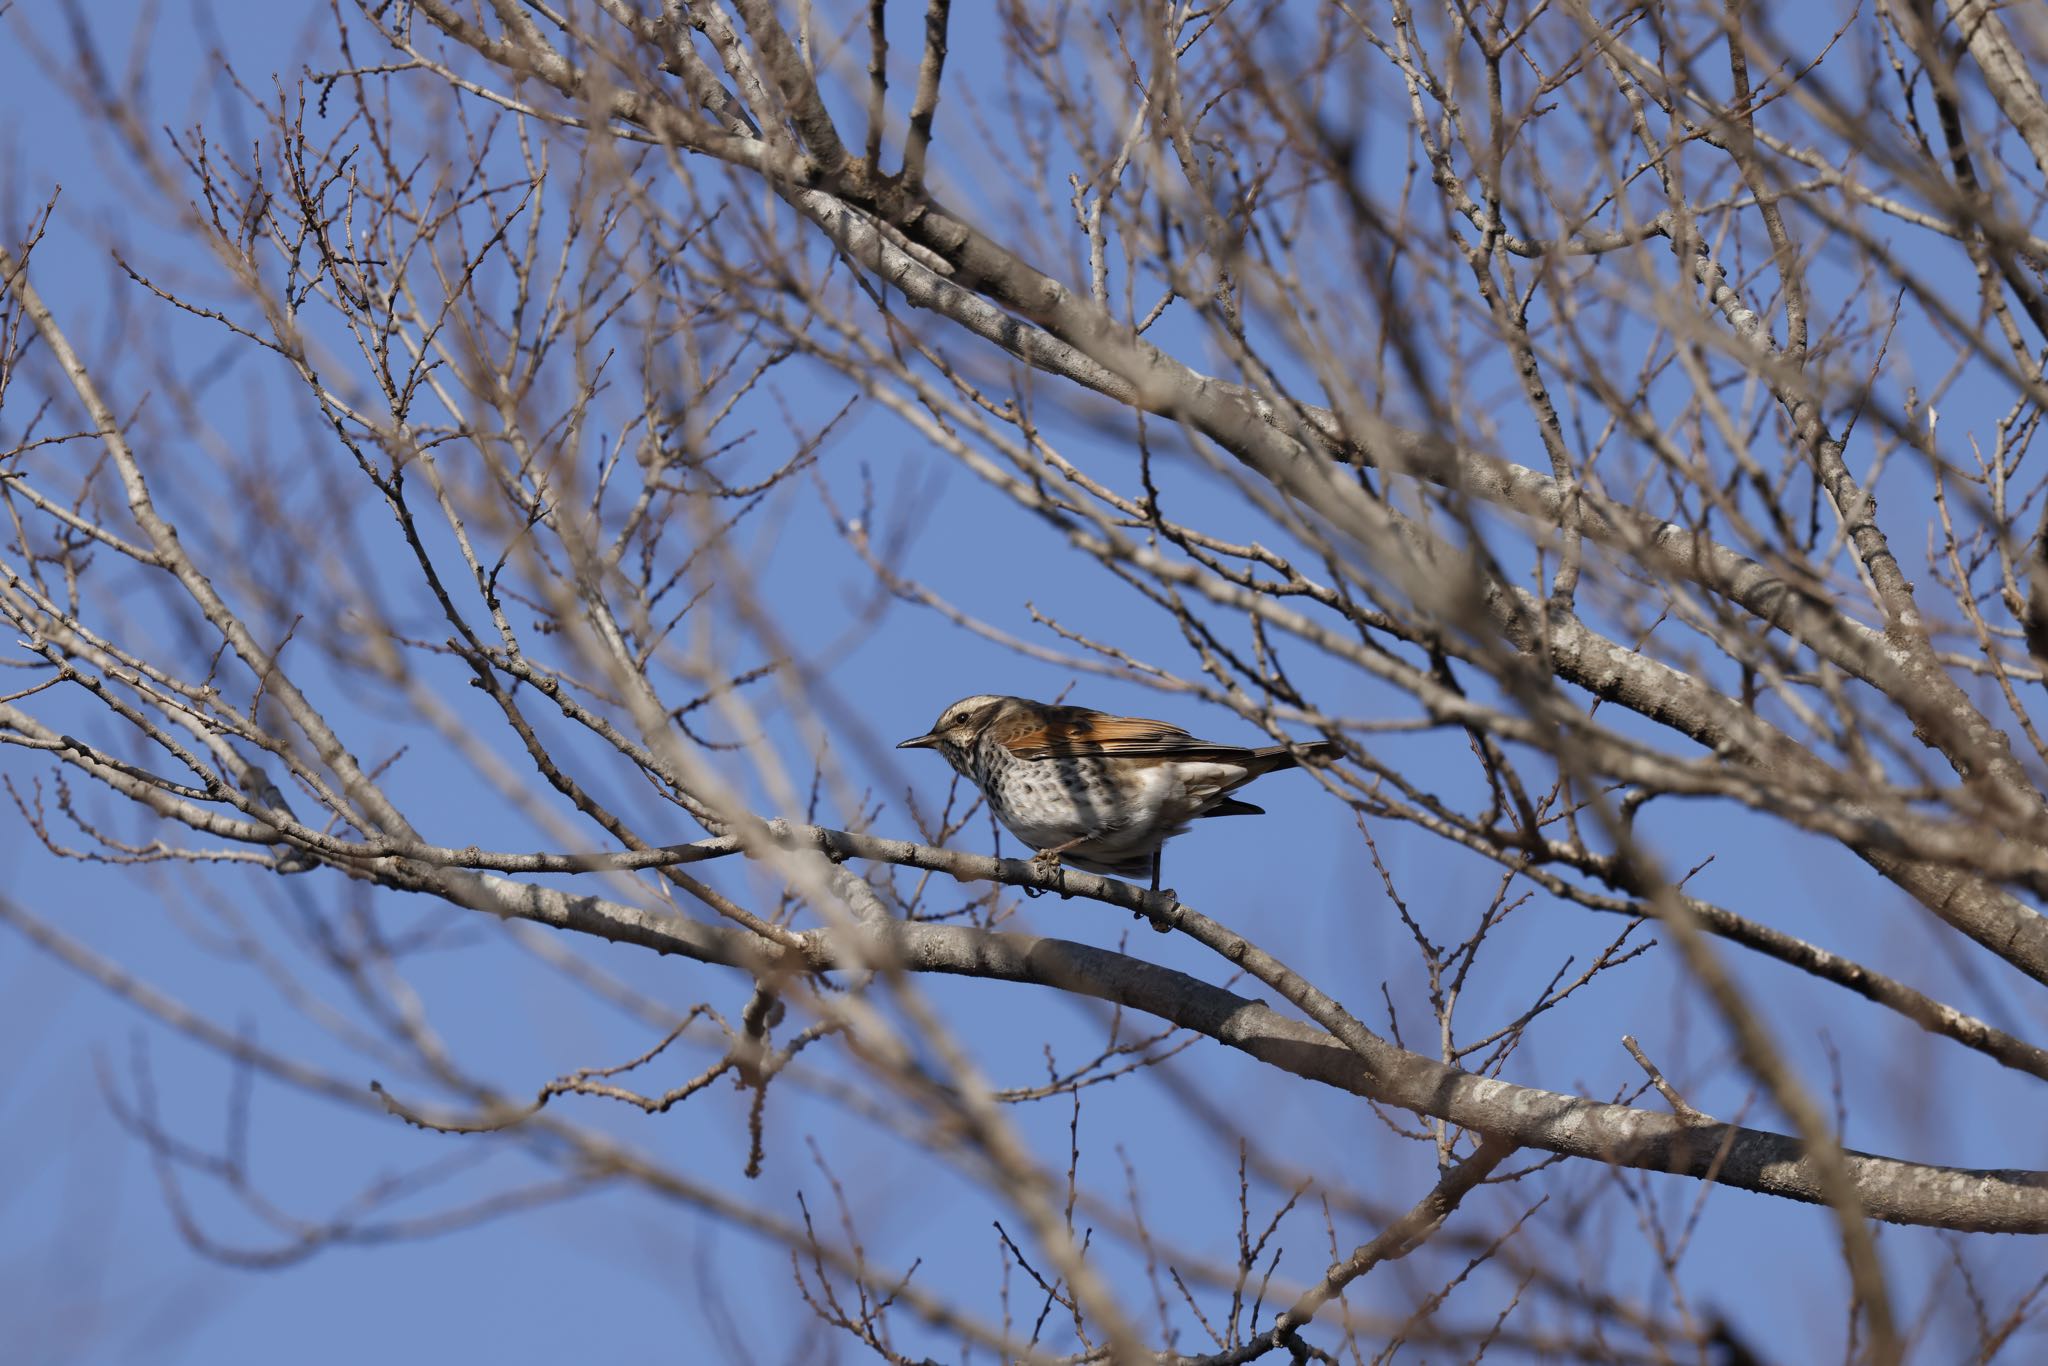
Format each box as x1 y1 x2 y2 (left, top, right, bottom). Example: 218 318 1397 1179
339 862 2048 1235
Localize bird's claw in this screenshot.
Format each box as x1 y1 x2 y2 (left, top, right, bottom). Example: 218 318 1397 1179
1135 886 1178 933
1029 848 1075 898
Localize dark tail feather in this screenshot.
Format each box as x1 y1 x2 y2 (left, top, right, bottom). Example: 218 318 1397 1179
1199 797 1266 819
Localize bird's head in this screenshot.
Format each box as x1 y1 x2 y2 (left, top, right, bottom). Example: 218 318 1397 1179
897 694 1018 766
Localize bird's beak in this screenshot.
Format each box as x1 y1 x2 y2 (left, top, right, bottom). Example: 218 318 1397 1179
897 732 940 750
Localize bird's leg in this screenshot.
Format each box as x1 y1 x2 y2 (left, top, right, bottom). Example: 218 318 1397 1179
1141 850 1175 932
1028 836 1091 899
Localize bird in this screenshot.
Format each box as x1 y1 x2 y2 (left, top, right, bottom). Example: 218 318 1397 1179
897 694 1337 899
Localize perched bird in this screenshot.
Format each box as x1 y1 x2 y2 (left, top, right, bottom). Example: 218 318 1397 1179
897 694 1336 895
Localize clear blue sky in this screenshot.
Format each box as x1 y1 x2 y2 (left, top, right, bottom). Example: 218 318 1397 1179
3 4 2045 1363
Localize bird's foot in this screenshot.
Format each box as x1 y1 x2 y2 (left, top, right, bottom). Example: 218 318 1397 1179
1029 848 1075 899
1135 885 1179 933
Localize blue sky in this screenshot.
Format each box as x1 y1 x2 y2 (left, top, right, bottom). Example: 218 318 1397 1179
4 3 2048 1362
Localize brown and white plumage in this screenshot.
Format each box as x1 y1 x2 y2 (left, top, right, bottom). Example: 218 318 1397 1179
897 694 1335 887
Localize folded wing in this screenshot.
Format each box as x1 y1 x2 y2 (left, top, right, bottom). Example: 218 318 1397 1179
995 705 1335 775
